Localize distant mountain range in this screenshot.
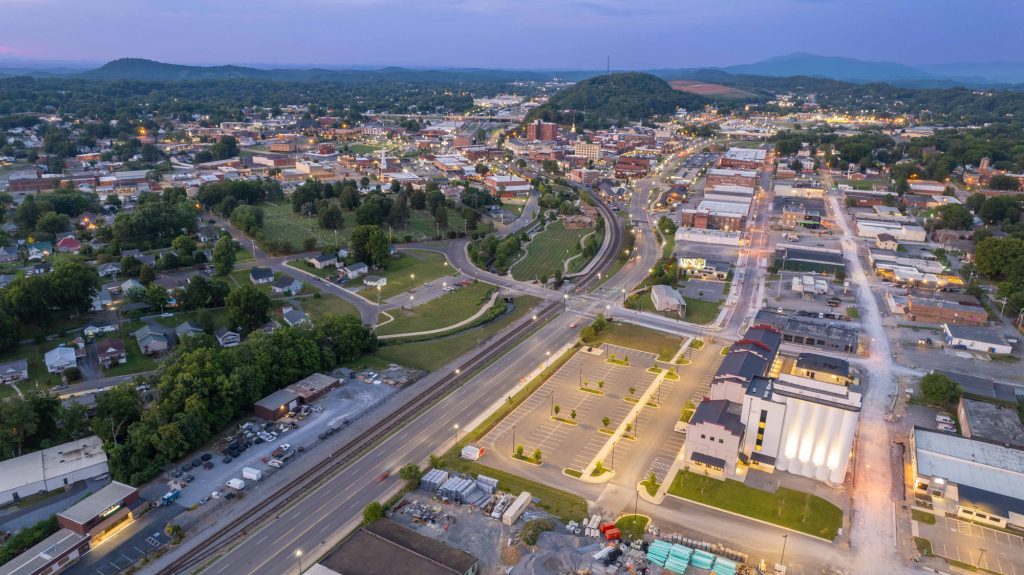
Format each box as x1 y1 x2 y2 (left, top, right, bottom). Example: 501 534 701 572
2 54 1024 88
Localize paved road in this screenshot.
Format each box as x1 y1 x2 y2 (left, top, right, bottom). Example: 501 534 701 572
150 308 586 575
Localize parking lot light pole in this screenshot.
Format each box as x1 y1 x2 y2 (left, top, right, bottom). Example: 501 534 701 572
976 548 987 569
611 441 616 470
549 392 554 416
453 424 459 444
295 549 303 574
512 425 516 456
780 534 788 565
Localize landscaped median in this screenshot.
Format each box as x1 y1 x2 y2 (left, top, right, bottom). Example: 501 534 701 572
667 470 843 540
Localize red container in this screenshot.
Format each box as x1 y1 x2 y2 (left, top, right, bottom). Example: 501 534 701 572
605 528 621 540
599 522 616 533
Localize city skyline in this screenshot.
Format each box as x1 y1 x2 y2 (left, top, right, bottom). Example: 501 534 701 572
0 0 1021 69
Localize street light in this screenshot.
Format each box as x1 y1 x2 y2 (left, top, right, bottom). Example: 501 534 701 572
780 534 788 565
976 548 987 569
511 425 516 456
295 550 303 574
453 423 459 444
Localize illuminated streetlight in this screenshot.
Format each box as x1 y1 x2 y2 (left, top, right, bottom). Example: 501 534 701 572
295 550 303 574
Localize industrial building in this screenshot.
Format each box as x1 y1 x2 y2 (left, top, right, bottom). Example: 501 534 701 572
57 481 140 539
942 324 1012 355
253 372 341 420
0 436 109 506
911 428 1024 529
314 519 479 575
754 309 860 354
773 246 845 275
0 528 89 575
957 398 1024 448
685 323 862 485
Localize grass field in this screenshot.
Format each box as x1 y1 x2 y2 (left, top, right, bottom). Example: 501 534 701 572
668 470 843 540
292 292 361 319
102 339 158 377
258 202 465 253
511 221 589 281
376 282 494 336
346 143 380 155
358 250 451 300
351 295 539 371
684 299 721 325
615 515 649 541
583 321 683 361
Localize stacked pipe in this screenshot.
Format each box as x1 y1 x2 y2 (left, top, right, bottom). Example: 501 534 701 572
691 549 716 570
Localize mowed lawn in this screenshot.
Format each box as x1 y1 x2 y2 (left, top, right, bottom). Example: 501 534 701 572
290 292 361 319
668 470 843 540
511 221 588 281
584 321 683 361
352 295 540 372
683 298 721 325
357 250 452 299
259 202 466 252
376 282 494 336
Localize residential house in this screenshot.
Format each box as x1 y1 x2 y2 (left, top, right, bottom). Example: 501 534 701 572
0 359 29 384
56 236 82 254
215 327 241 348
337 248 349 260
120 278 144 293
44 346 78 374
0 245 19 263
90 290 112 311
363 275 387 288
97 262 121 277
306 254 337 269
258 319 281 334
83 324 117 338
282 306 309 327
96 338 127 368
134 325 169 355
29 262 52 276
341 262 369 280
27 241 52 261
175 321 206 339
197 225 220 243
250 267 275 285
271 277 304 296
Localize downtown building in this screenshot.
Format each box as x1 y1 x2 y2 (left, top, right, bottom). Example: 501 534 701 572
683 326 862 486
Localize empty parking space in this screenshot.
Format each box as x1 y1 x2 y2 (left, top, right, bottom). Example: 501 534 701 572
478 345 659 477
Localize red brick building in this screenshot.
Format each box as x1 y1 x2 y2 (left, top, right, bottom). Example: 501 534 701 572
526 120 558 142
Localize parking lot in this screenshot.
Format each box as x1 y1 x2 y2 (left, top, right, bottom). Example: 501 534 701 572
148 374 399 508
916 515 1024 575
479 344 659 481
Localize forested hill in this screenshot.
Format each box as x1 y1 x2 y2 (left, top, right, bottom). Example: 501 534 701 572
526 72 707 129
78 58 555 83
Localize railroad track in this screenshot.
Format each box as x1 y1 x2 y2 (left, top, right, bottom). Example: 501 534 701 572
159 194 623 575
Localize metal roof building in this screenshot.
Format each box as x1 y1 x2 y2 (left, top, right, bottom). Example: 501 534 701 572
0 436 108 506
912 427 1024 529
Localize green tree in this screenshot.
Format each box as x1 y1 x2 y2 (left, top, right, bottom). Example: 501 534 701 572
399 463 422 486
46 260 100 316
989 174 1021 191
226 285 271 334
919 373 962 407
0 397 40 458
212 235 236 276
91 384 142 445
139 264 155 285
532 447 542 463
434 204 449 232
516 444 524 457
318 205 344 230
553 404 560 417
35 212 70 234
936 204 973 230
570 409 577 421
363 501 385 524
602 416 611 428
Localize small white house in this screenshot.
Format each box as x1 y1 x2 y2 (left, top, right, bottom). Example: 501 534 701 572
943 324 1012 355
340 262 369 280
44 346 78 374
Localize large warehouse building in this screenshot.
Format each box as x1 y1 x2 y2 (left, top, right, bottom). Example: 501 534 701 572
0 436 108 506
912 428 1024 529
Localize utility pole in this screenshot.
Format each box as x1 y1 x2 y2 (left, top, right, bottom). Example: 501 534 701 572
780 534 788 565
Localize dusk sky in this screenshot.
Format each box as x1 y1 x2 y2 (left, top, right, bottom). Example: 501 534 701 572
1 0 1021 69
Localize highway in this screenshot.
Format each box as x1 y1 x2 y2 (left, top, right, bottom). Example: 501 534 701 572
145 148 768 575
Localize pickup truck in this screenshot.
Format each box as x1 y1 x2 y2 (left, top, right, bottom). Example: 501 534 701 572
271 443 291 458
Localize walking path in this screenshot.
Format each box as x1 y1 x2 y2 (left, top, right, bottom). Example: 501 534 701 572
376 292 500 340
